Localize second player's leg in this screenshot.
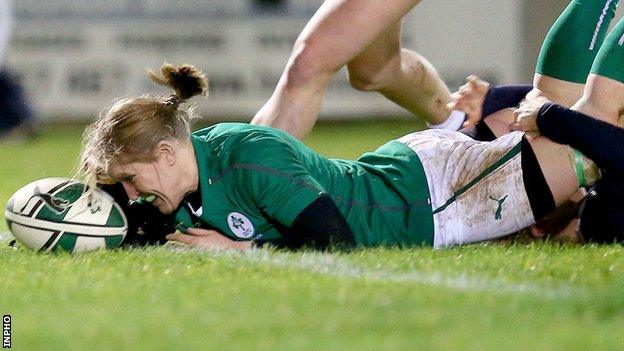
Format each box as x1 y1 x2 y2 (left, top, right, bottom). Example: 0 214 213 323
251 0 423 139
531 15 624 205
346 21 452 125
529 0 619 106
572 17 624 124
572 75 624 124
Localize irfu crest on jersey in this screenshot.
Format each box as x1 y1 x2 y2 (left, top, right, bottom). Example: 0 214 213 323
227 212 254 239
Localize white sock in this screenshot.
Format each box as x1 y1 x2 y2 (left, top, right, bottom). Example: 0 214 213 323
426 110 466 131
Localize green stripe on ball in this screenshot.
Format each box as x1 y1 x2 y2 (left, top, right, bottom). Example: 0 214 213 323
105 235 125 249
35 183 86 222
106 206 126 228
52 233 79 252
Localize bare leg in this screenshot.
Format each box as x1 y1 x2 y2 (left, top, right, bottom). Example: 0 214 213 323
347 21 451 124
527 74 585 107
527 0 619 108
251 0 422 139
572 74 624 125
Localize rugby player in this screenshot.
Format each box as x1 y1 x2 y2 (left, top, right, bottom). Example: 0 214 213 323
158 0 624 248
452 0 621 127
97 1 615 248
256 0 621 245
80 62 599 250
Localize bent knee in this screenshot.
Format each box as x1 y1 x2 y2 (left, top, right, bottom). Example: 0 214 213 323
347 51 423 92
347 58 400 92
347 68 383 92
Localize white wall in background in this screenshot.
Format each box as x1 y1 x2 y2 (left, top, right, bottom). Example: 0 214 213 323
6 1 525 120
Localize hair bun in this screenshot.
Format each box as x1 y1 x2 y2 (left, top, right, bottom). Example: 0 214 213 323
147 63 208 101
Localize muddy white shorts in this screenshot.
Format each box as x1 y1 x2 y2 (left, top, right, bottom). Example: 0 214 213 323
397 129 535 248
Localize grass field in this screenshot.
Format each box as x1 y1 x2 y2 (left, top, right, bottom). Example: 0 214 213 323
1 121 624 351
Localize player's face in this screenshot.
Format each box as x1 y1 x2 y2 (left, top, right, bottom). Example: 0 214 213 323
108 155 183 215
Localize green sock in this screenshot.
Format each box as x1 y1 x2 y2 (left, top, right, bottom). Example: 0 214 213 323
536 0 619 83
590 17 624 83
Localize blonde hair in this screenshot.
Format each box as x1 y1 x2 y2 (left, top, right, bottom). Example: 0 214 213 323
79 63 208 186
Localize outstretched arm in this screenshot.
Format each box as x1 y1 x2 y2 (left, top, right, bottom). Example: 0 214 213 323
455 80 532 141
537 103 624 174
166 194 355 251
451 75 532 126
167 135 356 251
515 101 624 175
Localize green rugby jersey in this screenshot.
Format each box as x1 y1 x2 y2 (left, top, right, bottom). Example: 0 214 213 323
175 123 434 247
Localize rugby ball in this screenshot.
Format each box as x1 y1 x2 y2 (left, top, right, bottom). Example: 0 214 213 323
5 178 127 253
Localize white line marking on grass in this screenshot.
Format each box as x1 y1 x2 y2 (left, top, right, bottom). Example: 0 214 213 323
167 246 586 299
247 251 587 299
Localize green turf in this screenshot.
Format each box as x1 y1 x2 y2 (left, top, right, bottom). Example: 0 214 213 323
1 121 623 351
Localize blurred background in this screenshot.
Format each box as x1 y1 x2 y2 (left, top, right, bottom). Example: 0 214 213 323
1 0 580 127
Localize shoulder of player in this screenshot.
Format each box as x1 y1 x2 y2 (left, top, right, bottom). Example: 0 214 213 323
193 122 292 143
192 123 299 160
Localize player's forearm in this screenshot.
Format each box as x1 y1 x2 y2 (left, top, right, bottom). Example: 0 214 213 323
537 102 624 173
482 84 533 117
256 194 356 250
292 194 355 249
461 85 534 141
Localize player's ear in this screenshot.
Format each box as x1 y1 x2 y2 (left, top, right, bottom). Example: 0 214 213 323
155 140 176 165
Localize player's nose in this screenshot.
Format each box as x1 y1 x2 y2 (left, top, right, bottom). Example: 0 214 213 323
121 181 140 200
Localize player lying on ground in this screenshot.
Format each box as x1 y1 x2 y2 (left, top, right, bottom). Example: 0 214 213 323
99 0 452 246
101 0 622 247
155 0 624 248
80 63 600 250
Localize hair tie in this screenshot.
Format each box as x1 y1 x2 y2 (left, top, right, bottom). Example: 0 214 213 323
164 95 181 109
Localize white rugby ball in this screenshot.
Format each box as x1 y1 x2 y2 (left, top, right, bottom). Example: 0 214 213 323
5 178 127 253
